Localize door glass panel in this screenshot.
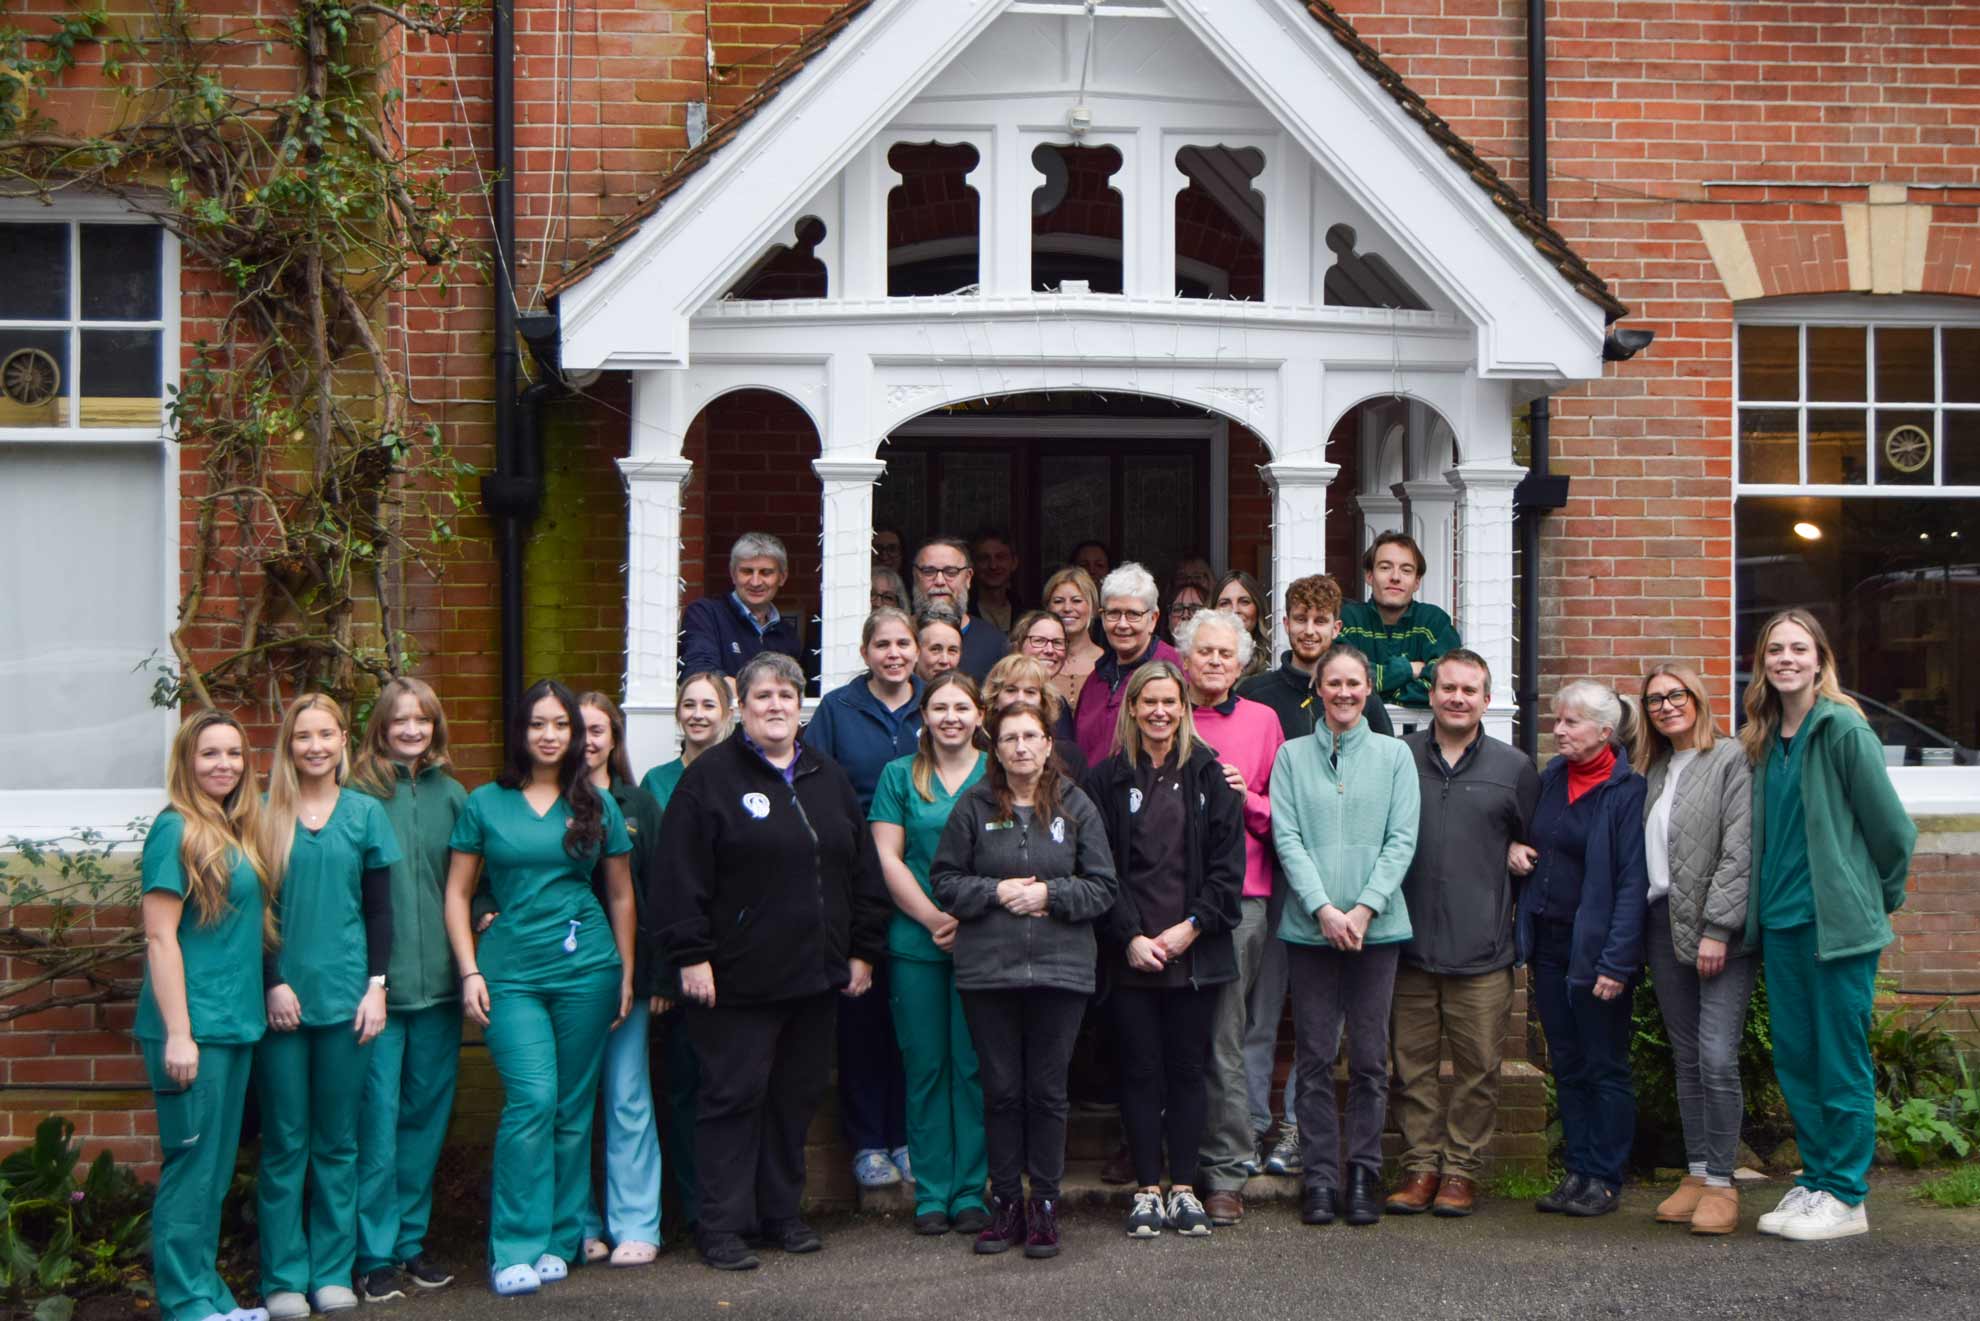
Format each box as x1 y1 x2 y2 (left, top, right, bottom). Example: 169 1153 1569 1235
1123 456 1198 593
874 450 929 548
1040 454 1111 572
936 451 1011 542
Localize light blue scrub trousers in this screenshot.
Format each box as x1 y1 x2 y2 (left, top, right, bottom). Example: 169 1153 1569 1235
579 1000 663 1246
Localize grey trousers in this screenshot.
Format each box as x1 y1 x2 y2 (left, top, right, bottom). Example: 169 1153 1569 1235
1645 898 1757 1180
1244 913 1297 1133
1288 941 1401 1189
1200 897 1272 1192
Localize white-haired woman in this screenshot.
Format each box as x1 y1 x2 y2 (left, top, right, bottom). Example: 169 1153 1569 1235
1072 562 1180 767
1512 680 1648 1219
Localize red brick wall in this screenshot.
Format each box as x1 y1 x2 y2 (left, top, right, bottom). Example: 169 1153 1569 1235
696 390 824 654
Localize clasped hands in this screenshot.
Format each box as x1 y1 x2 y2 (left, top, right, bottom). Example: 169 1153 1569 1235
1316 902 1374 952
1127 920 1198 973
996 876 1050 918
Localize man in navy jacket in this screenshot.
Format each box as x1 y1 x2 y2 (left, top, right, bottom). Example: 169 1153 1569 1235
680 531 812 689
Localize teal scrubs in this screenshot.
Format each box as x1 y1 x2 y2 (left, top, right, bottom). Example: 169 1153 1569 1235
451 784 631 1272
641 756 701 1231
354 763 469 1274
1756 734 1816 931
257 792 400 1297
870 753 988 1219
135 809 267 1321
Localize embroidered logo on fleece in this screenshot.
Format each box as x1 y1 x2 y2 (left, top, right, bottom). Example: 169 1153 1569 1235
741 793 770 820
1050 817 1066 844
1129 788 1144 815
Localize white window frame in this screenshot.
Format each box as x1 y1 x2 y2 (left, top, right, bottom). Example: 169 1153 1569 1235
1733 294 1980 814
0 195 180 839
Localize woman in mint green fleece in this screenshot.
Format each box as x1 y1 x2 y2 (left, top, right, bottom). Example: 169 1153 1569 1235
1270 644 1419 1228
1740 610 1915 1244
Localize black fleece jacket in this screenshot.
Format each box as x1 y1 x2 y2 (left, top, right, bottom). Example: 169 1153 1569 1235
653 736 889 1006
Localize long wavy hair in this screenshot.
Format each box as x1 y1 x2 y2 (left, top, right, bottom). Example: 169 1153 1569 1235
1738 608 1862 765
910 671 988 803
261 693 350 891
983 702 1065 827
350 676 453 798
983 652 1065 727
1110 659 1198 765
500 680 605 859
1213 570 1271 676
578 690 635 787
166 709 276 947
1631 661 1720 772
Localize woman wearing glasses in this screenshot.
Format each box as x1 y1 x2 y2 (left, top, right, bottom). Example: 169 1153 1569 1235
1633 663 1753 1236
1009 612 1078 741
1073 564 1181 767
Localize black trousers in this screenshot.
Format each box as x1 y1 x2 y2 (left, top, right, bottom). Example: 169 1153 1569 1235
1110 983 1220 1187
1288 941 1401 1190
837 960 908 1153
686 992 835 1238
959 987 1086 1201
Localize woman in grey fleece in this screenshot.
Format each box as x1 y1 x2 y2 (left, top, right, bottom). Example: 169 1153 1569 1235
1634 663 1752 1236
931 701 1117 1261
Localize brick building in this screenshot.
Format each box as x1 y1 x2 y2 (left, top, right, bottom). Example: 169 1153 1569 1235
1 0 1976 1180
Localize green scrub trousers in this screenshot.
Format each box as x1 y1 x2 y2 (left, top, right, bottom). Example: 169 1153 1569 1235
1762 923 1880 1205
146 1039 253 1321
256 1024 373 1293
484 967 621 1271
889 957 988 1218
356 1003 462 1271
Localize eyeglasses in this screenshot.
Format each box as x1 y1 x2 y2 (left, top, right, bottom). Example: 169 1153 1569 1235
1644 689 1693 712
914 564 967 581
871 592 902 608
1102 607 1152 624
1170 604 1202 622
1023 635 1067 653
997 730 1049 747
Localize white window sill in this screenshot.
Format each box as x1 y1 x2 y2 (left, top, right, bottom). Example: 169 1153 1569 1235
0 790 162 846
1887 768 1980 818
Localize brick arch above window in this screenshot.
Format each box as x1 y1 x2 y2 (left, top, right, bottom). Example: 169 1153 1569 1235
1700 201 1980 302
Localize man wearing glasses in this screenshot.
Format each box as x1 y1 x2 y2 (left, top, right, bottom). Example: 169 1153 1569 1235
912 536 1008 684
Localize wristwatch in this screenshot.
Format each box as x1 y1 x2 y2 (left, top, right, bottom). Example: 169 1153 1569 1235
368 974 389 990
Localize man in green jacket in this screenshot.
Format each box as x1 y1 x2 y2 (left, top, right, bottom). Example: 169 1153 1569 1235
1338 532 1462 710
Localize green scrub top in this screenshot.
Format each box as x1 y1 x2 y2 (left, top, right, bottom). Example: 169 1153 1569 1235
272 791 401 1027
450 783 632 987
869 752 986 963
1757 733 1816 931
640 758 686 812
356 763 469 1012
135 809 268 1045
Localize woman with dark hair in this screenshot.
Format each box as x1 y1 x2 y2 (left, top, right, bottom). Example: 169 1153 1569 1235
806 609 922 1190
655 652 891 1272
1633 663 1753 1236
1083 661 1244 1239
931 702 1117 1261
573 693 668 1267
138 708 276 1321
871 672 992 1235
1010 609 1075 736
444 680 637 1296
1213 572 1272 680
351 678 469 1301
1740 610 1915 1243
1514 680 1647 1221
916 605 965 684
1069 541 1112 585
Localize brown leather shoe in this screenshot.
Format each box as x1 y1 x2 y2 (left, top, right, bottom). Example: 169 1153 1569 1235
1203 1190 1244 1226
1099 1143 1135 1186
1656 1174 1708 1224
1384 1171 1440 1215
1689 1184 1739 1236
1431 1174 1477 1217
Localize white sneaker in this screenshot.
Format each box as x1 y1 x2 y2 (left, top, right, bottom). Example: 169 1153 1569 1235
532 1253 569 1282
311 1285 358 1313
262 1292 309 1321
1124 1189 1165 1238
1778 1190 1868 1242
1756 1184 1815 1235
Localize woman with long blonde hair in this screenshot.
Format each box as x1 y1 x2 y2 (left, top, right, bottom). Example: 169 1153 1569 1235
1741 610 1915 1243
255 693 402 1318
139 708 276 1321
1043 566 1104 715
349 677 470 1300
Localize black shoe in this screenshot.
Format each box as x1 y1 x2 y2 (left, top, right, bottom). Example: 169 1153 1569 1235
400 1254 452 1290
1344 1167 1383 1226
698 1232 761 1271
1300 1185 1338 1226
1563 1181 1622 1218
951 1205 991 1236
762 1217 823 1253
357 1268 404 1303
913 1211 951 1236
975 1195 1025 1255
1536 1172 1589 1214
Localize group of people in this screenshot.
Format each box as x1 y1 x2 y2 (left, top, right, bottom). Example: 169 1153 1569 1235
136 525 1917 1321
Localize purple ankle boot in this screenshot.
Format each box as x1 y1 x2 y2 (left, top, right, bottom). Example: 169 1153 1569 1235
1023 1198 1060 1259
974 1194 1025 1255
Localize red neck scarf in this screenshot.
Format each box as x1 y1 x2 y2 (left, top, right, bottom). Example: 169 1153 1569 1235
1566 744 1616 805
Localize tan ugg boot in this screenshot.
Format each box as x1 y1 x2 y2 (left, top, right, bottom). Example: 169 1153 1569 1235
1655 1174 1708 1223
1690 1184 1740 1235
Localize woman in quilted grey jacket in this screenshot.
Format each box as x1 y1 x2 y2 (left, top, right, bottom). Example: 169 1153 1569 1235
1633 663 1753 1236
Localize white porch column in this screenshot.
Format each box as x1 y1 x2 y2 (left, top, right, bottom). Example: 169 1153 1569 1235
1396 479 1458 616
1262 461 1339 655
1355 492 1405 555
1448 461 1525 745
813 458 888 692
619 456 694 774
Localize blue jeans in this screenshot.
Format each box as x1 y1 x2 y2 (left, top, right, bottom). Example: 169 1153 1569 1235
1530 921 1636 1189
580 1001 662 1246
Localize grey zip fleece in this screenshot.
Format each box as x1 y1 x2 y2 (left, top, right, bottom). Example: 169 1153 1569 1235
930 781 1118 995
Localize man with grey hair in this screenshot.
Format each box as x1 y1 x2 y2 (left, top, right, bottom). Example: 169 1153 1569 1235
911 535 1006 683
681 531 810 686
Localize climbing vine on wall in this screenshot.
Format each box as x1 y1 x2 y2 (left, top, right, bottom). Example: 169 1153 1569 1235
0 0 487 711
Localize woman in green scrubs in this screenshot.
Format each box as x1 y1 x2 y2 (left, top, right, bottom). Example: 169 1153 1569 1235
870 672 991 1236
348 677 470 1301
444 680 637 1297
639 670 732 1237
1741 610 1916 1243
255 694 400 1318
139 708 276 1321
